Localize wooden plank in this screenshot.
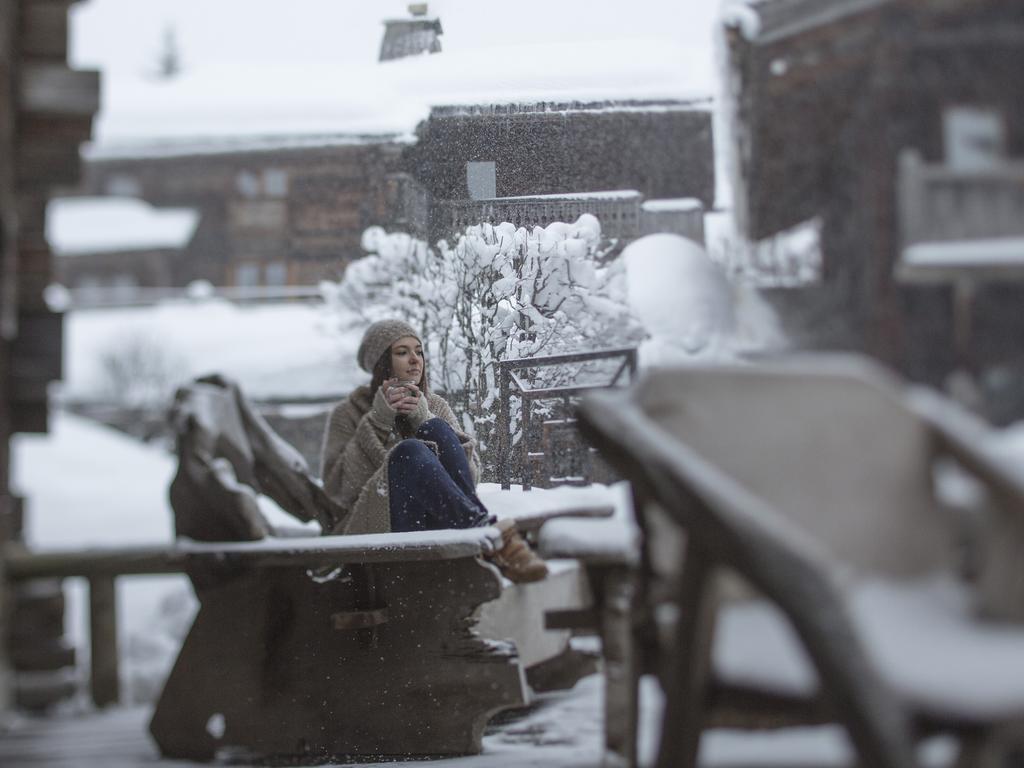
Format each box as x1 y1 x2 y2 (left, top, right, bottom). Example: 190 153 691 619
544 606 597 631
599 566 640 767
18 63 99 116
9 309 62 407
12 268 51 312
654 547 716 768
16 137 85 186
10 403 47 433
330 606 388 630
20 0 73 59
89 575 119 707
0 0 18 338
3 529 502 580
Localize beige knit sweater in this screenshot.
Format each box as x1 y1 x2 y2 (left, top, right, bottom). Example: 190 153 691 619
319 384 480 535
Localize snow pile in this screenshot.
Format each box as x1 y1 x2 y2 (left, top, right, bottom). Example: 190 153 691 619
46 197 199 256
622 232 785 365
721 3 763 41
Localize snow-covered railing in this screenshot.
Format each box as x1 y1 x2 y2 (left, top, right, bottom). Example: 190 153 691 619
896 150 1024 366
898 149 1024 247
439 191 642 241
497 347 638 491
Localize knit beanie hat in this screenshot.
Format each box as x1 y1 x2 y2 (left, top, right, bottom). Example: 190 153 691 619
357 319 422 373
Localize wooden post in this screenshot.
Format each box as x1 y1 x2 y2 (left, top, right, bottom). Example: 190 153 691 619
522 395 533 492
953 279 975 372
499 362 510 490
600 566 639 767
656 546 717 768
88 575 118 707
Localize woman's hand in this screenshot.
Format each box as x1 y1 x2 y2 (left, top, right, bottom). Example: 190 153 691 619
382 378 421 415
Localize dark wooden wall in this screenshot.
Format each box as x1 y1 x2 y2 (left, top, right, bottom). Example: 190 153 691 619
0 0 98 712
407 103 716 207
82 142 405 287
729 0 1024 385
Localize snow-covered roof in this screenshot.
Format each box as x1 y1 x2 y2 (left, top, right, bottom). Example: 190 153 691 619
85 38 714 159
46 197 200 255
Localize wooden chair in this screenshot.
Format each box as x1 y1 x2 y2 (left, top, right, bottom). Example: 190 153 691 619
576 355 1024 768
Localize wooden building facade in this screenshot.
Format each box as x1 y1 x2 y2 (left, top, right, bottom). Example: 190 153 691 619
72 98 714 293
410 100 715 243
1 0 99 712
725 0 1024 391
80 141 408 289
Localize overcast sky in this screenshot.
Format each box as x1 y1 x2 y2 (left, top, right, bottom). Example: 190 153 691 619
71 0 721 74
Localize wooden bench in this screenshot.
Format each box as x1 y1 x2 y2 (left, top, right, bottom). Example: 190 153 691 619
4 525 595 762
573 355 1024 768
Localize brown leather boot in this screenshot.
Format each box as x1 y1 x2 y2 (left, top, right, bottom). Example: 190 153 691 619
490 519 549 583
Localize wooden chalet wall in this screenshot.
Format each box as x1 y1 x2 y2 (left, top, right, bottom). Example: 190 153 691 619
407 101 715 240
727 0 1024 383
0 0 98 711
74 100 715 290
82 142 406 287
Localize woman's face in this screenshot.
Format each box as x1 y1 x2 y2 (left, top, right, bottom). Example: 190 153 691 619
390 336 424 385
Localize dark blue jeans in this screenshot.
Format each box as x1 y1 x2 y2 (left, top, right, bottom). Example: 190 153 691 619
388 418 491 532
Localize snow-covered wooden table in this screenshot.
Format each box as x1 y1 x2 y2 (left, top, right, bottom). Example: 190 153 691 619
5 517 609 763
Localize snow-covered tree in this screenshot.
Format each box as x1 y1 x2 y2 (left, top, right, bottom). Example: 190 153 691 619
321 215 643 475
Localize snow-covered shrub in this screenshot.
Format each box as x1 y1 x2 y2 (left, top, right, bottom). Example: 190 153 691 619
323 215 643 476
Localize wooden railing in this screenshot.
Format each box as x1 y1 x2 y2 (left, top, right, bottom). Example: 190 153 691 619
898 149 1024 246
497 347 638 491
439 191 642 240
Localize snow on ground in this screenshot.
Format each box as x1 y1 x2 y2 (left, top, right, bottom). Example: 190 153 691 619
10 412 188 703
62 231 787 405
63 297 361 402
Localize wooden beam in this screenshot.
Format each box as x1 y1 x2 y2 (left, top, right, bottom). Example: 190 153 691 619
3 531 501 581
600 566 639 766
88 575 119 707
16 138 85 187
20 0 74 60
0 0 18 339
18 63 99 116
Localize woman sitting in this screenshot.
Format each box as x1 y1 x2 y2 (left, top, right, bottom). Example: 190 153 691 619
320 319 547 583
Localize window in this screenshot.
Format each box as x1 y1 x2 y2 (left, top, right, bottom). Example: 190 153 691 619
264 261 288 286
235 262 261 287
466 161 496 200
235 171 261 198
264 169 289 197
105 175 141 197
943 106 1006 170
111 273 138 302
